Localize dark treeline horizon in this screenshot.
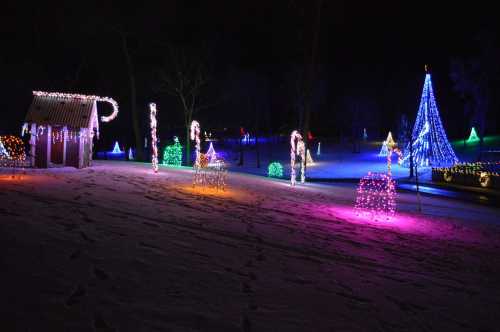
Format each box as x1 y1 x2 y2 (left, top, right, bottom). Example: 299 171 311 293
1 1 499 152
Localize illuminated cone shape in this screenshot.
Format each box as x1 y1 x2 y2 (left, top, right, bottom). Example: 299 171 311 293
466 127 480 144
379 132 395 156
402 73 458 167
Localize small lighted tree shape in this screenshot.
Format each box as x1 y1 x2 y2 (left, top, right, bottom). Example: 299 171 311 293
316 142 321 156
268 162 283 178
466 127 480 144
163 137 183 167
206 142 217 163
402 69 458 167
379 131 395 157
355 172 396 220
128 148 134 160
111 141 122 154
306 149 314 165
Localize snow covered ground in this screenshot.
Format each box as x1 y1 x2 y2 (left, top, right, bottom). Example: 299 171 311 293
1 161 500 331
221 140 431 181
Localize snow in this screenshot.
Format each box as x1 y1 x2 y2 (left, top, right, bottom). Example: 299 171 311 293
224 140 433 181
1 160 500 331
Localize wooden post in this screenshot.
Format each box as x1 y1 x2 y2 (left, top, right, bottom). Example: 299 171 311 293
62 126 67 165
78 128 84 168
30 123 37 167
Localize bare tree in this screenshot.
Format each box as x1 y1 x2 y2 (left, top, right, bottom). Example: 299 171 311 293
114 28 144 161
158 45 211 166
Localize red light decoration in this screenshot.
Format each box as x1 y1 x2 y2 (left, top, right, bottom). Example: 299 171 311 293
0 135 26 167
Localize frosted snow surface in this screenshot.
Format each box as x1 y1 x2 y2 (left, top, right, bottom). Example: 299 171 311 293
1 160 499 331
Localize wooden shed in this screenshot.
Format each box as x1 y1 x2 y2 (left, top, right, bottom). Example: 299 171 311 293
24 91 119 168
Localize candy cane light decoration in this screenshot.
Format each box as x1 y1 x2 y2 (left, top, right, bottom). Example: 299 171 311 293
387 146 402 176
32 91 119 122
290 130 305 186
149 103 158 173
190 120 201 167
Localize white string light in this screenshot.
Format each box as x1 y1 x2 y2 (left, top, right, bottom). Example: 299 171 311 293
290 130 305 186
149 103 158 173
32 91 119 122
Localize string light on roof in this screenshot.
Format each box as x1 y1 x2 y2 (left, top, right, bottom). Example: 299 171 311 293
32 91 119 122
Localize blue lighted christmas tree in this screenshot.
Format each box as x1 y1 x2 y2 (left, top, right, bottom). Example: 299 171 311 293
402 69 458 167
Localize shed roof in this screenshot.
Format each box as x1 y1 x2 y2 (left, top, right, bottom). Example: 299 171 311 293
25 93 96 128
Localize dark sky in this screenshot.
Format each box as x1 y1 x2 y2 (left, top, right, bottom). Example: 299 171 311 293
1 1 498 146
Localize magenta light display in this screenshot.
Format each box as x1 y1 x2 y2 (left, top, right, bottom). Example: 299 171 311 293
355 172 396 220
149 103 158 173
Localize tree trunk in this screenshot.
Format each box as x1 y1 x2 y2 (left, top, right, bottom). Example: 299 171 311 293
186 126 191 166
120 32 144 161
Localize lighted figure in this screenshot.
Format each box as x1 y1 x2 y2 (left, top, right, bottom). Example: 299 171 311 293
206 142 217 163
355 172 396 220
268 162 283 178
128 148 134 160
379 131 395 157
290 130 305 186
316 142 321 156
149 103 158 173
111 141 122 154
402 69 458 167
163 136 183 167
363 128 368 140
466 127 480 144
190 120 201 167
0 138 10 159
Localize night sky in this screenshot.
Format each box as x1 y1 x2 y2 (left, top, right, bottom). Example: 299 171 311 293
1 1 499 150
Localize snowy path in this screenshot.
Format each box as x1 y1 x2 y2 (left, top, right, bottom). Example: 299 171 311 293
1 161 500 331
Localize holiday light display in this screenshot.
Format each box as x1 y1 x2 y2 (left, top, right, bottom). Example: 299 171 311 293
149 103 158 173
0 138 10 159
32 91 118 123
355 172 396 220
402 71 458 167
111 142 122 154
128 148 134 160
306 149 314 165
290 130 305 186
432 161 500 189
268 162 283 178
162 136 183 167
206 142 217 163
363 128 368 140
190 120 201 166
0 135 27 167
317 142 321 156
466 127 480 144
387 147 403 176
379 132 396 156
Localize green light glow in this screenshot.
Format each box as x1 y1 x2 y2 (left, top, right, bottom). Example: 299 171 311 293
268 162 283 178
162 137 183 167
